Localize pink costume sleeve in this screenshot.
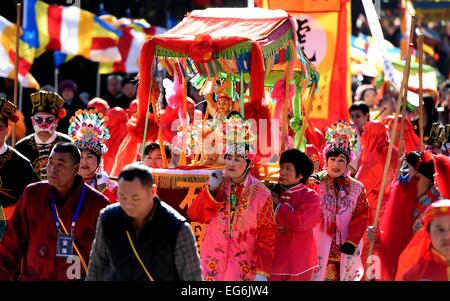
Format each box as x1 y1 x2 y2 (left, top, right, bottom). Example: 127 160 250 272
187 187 224 224
255 196 276 276
346 188 370 246
275 190 321 232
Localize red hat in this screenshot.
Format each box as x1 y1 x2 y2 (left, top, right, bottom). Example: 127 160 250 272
434 154 450 199
87 97 110 114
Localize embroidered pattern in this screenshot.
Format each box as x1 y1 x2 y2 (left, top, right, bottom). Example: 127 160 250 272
205 256 219 281
0 148 13 170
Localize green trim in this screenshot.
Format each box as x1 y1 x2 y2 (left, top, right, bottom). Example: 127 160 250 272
261 29 293 59
155 46 186 58
215 41 253 59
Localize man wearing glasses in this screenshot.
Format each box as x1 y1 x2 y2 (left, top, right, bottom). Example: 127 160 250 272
15 91 72 180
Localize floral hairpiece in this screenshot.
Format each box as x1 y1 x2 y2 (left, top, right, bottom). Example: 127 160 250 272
68 109 110 155
324 120 358 157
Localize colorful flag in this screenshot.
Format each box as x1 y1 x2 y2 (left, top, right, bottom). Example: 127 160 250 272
0 15 39 89
23 0 122 62
263 0 352 130
99 17 166 74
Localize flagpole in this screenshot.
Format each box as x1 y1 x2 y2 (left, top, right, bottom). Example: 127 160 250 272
54 67 59 92
96 65 101 97
417 33 425 152
18 84 23 112
366 15 416 281
12 3 22 148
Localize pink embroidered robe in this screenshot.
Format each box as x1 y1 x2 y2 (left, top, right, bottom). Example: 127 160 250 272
311 174 370 281
188 175 276 281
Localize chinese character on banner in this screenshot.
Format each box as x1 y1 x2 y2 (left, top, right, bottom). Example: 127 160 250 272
261 0 352 131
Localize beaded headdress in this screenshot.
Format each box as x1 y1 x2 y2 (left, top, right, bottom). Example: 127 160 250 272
223 112 255 160
323 120 358 160
68 109 110 156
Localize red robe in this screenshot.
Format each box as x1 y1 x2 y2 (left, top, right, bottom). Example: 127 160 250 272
355 122 398 267
398 248 450 281
0 176 109 280
270 183 321 281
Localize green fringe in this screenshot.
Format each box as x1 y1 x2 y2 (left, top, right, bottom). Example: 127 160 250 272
155 46 186 58
261 29 293 59
215 41 253 59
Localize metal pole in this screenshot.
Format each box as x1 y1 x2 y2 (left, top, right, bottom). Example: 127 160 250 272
12 3 22 148
96 67 101 97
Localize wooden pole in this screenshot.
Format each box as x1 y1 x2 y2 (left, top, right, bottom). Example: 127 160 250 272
417 34 425 152
280 43 294 154
140 60 155 161
366 15 416 280
178 59 188 166
12 3 21 148
396 71 410 176
296 82 316 150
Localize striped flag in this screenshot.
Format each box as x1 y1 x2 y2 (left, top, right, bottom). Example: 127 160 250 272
99 17 166 74
23 0 122 62
0 15 39 89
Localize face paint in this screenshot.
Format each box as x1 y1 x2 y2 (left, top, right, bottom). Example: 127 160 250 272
398 160 417 184
32 113 58 137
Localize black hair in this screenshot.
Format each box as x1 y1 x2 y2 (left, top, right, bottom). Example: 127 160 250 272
326 149 349 164
144 142 172 159
417 160 435 183
52 142 81 164
121 76 136 87
81 148 101 166
280 149 313 184
349 101 370 118
405 151 421 168
118 163 154 187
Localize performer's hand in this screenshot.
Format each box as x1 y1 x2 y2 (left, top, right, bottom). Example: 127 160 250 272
254 274 268 281
366 226 380 243
208 170 223 192
339 242 356 255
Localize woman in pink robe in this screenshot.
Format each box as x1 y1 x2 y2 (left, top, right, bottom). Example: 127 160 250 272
270 149 321 281
188 112 276 281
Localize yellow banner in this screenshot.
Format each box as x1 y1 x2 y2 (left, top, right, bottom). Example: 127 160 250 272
264 0 351 128
266 0 341 12
291 12 338 119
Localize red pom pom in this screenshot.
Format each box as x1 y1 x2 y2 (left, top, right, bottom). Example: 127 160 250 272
57 108 66 120
9 114 19 123
421 151 434 163
188 34 214 63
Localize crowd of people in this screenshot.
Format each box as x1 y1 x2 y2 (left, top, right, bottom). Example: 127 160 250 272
0 61 449 282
